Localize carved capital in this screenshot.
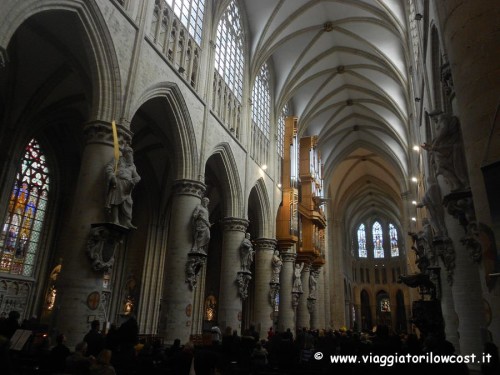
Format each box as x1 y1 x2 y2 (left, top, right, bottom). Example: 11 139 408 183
281 251 297 263
221 217 249 232
254 238 277 252
83 121 132 147
173 179 206 198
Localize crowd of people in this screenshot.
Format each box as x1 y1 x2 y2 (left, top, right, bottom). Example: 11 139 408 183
1 310 499 375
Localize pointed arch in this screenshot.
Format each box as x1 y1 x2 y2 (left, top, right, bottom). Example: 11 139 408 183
131 82 199 180
0 1 122 121
247 178 272 238
209 143 243 217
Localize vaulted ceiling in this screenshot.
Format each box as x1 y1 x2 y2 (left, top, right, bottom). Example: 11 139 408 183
243 0 414 226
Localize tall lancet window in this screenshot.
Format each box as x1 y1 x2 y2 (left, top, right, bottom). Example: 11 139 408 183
0 139 50 276
251 63 271 139
389 223 399 257
357 224 367 258
373 221 384 258
215 0 244 102
250 63 271 166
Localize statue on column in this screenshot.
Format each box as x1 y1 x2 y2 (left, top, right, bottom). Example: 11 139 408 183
309 268 320 299
292 262 305 293
409 218 434 272
191 197 211 254
271 250 282 284
422 112 469 192
417 177 447 237
105 145 141 229
236 233 254 300
239 233 255 272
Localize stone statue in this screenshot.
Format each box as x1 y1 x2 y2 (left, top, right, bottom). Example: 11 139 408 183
417 177 447 237
409 218 435 271
422 112 469 192
191 197 211 254
105 145 141 229
309 268 320 299
240 232 254 272
292 262 305 293
271 250 282 283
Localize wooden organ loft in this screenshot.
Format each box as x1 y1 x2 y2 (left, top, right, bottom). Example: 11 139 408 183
276 116 326 268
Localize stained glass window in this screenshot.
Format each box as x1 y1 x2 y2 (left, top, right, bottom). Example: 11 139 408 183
215 0 244 102
0 139 49 277
373 221 384 258
389 223 399 257
357 224 367 258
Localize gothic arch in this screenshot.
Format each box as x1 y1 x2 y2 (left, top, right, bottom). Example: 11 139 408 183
247 178 272 238
207 143 243 218
131 82 199 180
0 0 122 122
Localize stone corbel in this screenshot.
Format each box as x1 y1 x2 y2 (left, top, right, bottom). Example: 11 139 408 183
185 251 207 290
443 191 482 263
291 290 302 309
269 282 280 308
236 271 252 300
87 223 128 271
433 236 455 286
440 61 454 97
461 221 482 262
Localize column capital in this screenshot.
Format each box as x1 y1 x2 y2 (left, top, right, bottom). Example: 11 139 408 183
83 120 132 147
172 179 206 198
221 217 249 232
254 238 277 252
281 251 296 263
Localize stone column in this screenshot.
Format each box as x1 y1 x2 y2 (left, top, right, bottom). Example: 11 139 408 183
296 262 311 330
54 121 132 347
316 266 326 329
329 218 346 328
277 246 296 333
253 238 277 337
218 217 249 334
432 238 460 351
160 179 206 344
308 266 321 330
434 0 500 347
443 194 485 360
